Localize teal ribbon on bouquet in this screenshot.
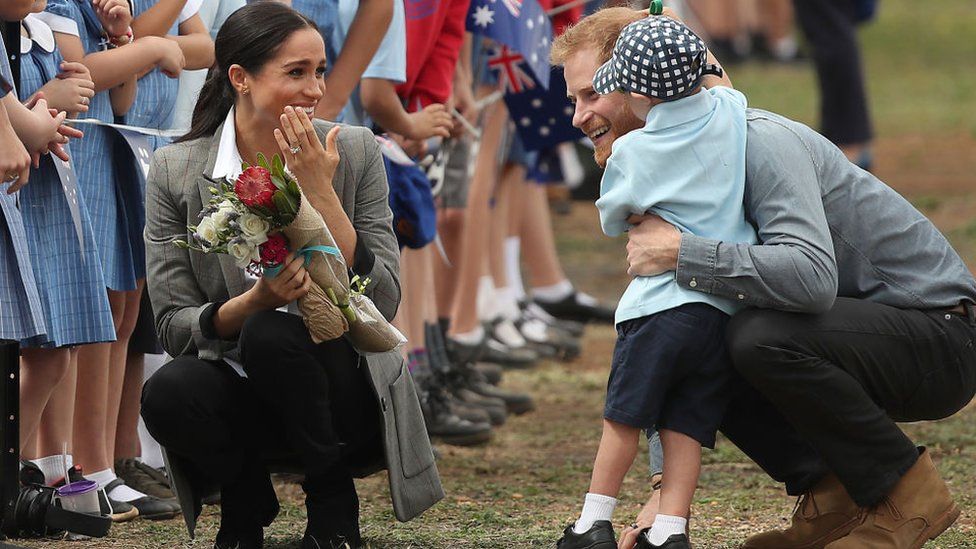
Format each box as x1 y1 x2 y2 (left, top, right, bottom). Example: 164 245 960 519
262 245 341 278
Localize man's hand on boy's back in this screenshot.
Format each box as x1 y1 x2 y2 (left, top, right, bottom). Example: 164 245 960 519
625 214 682 277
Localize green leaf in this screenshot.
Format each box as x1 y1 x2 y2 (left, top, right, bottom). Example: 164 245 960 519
273 191 292 216
272 154 284 178
286 178 301 198
271 174 287 192
240 161 249 172
256 153 270 170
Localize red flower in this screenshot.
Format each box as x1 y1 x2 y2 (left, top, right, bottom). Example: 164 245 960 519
234 167 276 209
259 232 290 267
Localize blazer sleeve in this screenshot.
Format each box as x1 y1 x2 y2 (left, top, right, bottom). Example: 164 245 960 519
144 146 237 360
339 125 401 320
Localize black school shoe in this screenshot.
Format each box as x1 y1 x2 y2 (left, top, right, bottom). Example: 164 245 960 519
556 520 617 549
635 532 691 549
533 291 615 324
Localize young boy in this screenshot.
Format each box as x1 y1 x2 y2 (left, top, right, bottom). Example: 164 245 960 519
556 16 756 549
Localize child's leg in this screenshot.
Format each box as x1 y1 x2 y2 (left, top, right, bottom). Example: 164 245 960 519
658 429 701 517
589 419 642 496
573 419 641 533
645 428 701 545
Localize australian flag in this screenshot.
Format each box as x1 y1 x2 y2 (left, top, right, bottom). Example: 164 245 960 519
467 0 552 88
503 65 579 151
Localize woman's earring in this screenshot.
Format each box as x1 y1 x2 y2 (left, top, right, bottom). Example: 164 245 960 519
241 85 249 95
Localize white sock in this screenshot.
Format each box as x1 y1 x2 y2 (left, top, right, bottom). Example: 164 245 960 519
476 276 497 322
451 325 484 345
646 514 687 545
88 468 147 503
532 279 574 303
495 286 521 321
30 454 73 485
503 237 526 300
573 493 617 534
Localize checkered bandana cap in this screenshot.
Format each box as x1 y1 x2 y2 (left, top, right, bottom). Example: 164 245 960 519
593 16 714 100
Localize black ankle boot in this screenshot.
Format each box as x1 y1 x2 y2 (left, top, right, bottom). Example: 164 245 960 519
302 470 362 548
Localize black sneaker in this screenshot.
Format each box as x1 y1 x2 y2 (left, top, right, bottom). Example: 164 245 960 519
473 362 504 385
636 532 691 549
556 520 617 549
106 478 178 520
418 382 492 447
534 291 615 324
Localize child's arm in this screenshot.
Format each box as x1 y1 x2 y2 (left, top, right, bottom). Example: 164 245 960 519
170 13 215 70
449 33 478 137
110 76 137 116
3 93 69 161
316 0 394 120
56 33 185 92
0 100 33 193
34 61 95 116
360 79 452 139
129 0 185 38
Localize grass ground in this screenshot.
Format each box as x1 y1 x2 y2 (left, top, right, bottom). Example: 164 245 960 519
14 0 976 547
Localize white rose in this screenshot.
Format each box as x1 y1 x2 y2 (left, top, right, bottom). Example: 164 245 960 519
227 238 257 267
195 216 219 248
239 213 270 246
212 201 238 229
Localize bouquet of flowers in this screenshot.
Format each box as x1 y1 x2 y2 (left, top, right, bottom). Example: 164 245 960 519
176 153 405 353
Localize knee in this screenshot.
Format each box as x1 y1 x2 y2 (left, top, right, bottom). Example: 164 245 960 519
726 310 796 381
140 359 195 437
437 208 464 231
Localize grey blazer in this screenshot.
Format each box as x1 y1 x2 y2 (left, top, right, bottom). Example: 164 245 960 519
144 118 443 530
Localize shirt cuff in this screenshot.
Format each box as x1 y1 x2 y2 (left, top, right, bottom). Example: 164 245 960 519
198 300 227 341
676 234 719 294
352 232 376 277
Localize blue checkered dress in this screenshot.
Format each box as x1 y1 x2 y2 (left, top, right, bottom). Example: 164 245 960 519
0 39 47 345
45 0 145 291
127 0 178 152
16 19 116 348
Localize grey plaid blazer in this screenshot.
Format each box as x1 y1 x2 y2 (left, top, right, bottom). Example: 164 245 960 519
144 118 443 527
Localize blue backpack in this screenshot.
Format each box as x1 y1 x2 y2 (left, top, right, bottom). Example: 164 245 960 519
377 137 437 250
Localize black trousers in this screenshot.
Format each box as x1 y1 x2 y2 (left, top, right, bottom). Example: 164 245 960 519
721 297 976 507
140 310 382 526
793 0 873 145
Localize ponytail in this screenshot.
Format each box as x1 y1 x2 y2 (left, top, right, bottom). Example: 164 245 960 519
176 2 318 143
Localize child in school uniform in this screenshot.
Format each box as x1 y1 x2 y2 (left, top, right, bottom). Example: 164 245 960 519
43 0 185 521
557 16 755 549
15 0 117 493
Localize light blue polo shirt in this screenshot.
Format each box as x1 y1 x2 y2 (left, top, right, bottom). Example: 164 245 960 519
596 86 757 324
333 0 406 126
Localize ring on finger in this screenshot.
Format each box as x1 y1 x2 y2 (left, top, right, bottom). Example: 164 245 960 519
3 172 20 184
81 96 89 106
289 143 302 155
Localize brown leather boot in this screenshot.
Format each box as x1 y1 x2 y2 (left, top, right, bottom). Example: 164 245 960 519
824 448 959 549
741 473 863 549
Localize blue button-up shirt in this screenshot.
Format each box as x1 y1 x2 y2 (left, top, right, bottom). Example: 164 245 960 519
596 86 757 324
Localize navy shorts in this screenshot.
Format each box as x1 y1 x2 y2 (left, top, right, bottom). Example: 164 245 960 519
604 303 734 448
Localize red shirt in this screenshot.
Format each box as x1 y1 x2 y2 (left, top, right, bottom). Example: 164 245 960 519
397 0 471 109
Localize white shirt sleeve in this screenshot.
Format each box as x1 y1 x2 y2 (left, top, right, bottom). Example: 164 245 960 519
179 0 205 24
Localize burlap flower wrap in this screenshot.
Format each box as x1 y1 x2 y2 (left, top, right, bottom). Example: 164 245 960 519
280 191 405 353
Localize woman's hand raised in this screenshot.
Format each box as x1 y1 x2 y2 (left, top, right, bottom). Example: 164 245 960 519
274 106 341 197
248 253 311 310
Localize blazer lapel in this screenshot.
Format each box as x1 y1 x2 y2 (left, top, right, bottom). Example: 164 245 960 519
197 122 246 298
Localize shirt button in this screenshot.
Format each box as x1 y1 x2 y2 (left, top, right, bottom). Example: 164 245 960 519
689 278 698 288
945 314 952 320
738 294 745 300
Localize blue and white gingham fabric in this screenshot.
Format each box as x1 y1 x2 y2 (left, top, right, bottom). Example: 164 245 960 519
17 16 116 348
0 36 12 98
127 0 180 151
45 0 145 291
593 16 710 100
0 39 47 344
